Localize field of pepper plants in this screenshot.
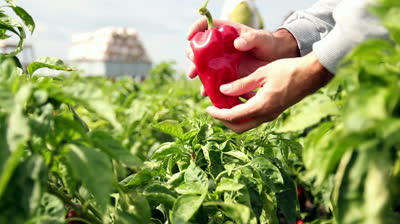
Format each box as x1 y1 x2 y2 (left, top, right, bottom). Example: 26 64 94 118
1 0 400 223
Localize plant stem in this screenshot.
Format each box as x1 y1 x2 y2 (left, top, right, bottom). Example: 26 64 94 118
65 217 91 224
47 182 103 224
74 190 105 222
199 0 215 29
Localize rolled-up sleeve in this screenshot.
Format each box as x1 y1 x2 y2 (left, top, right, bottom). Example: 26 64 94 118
281 0 341 56
312 0 388 73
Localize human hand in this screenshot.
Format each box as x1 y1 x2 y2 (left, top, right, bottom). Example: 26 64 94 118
186 18 299 96
206 52 333 133
186 18 299 80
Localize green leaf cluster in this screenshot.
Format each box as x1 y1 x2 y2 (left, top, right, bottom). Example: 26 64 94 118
274 0 400 222
0 0 34 56
1 0 400 224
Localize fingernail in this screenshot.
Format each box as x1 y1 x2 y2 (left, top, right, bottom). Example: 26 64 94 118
220 84 232 93
235 38 247 47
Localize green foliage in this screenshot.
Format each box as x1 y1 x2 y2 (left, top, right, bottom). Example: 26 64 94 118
275 0 400 222
0 0 34 56
27 57 72 75
0 0 400 224
0 53 302 223
148 60 177 86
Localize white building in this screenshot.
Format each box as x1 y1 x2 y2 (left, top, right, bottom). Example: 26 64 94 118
69 27 152 78
0 40 35 69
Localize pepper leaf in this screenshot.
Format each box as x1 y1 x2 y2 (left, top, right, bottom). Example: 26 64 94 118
27 57 72 75
152 120 184 139
171 194 205 224
90 130 143 168
12 6 35 33
67 144 113 212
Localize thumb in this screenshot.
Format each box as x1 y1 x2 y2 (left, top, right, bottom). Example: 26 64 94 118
220 71 265 96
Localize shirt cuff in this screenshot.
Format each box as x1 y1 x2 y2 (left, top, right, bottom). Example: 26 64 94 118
313 25 359 74
281 18 323 56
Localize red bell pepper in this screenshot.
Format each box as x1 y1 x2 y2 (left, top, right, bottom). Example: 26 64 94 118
190 0 243 109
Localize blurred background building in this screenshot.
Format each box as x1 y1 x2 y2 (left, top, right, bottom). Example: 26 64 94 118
0 40 35 69
68 27 152 79
19 0 314 72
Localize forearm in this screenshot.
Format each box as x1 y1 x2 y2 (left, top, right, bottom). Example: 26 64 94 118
298 52 333 96
272 29 300 59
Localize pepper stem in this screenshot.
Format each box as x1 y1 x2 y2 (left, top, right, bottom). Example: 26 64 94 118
199 0 215 29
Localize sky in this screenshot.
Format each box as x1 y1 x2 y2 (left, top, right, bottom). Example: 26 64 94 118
18 0 316 71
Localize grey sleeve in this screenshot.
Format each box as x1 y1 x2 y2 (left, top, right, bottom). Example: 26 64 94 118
281 0 342 56
313 0 388 73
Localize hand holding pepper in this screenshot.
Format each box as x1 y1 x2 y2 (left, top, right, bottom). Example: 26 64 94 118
187 1 266 109
186 18 300 96
187 1 332 133
206 53 333 133
187 23 332 133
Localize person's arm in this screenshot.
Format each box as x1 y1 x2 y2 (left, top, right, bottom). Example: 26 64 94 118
312 0 388 73
281 0 342 56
